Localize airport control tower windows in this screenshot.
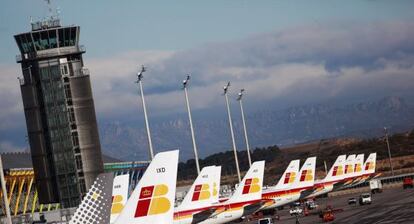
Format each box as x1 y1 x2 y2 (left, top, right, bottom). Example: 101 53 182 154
16 27 78 53
58 27 77 47
15 33 35 53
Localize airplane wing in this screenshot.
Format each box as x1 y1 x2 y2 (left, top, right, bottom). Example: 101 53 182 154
191 207 217 224
242 200 268 217
299 188 316 199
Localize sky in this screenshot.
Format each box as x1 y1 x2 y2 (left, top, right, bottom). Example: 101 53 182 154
1 0 414 155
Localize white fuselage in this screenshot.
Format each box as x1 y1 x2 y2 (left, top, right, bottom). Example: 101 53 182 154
264 192 301 209
173 216 193 224
198 208 244 224
306 184 334 199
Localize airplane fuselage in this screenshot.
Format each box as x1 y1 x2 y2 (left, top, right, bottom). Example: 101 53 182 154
176 199 261 224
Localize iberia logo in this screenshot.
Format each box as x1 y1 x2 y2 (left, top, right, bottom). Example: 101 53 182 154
365 162 375 171
344 164 354 174
191 184 211 201
332 166 344 176
299 169 313 182
111 195 124 214
283 172 296 184
242 178 260 194
354 163 362 172
213 182 218 197
134 184 170 217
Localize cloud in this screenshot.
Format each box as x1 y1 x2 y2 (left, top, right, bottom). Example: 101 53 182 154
0 141 25 153
0 63 25 130
2 21 414 132
80 21 414 119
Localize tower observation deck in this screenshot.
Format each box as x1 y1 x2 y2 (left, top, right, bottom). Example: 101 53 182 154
14 16 104 208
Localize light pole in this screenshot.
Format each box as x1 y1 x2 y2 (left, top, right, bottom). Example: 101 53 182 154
0 155 12 224
384 127 394 176
135 65 154 160
237 89 252 167
182 75 200 174
224 82 241 182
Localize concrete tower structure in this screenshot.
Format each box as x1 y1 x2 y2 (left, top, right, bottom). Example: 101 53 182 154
14 16 103 208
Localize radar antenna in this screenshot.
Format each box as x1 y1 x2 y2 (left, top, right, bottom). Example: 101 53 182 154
45 0 53 15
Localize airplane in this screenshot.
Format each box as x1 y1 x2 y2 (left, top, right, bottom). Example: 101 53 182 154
115 150 179 224
69 173 114 224
110 174 130 223
270 159 300 191
261 157 316 210
337 154 363 189
197 160 265 224
173 166 221 224
69 150 179 224
306 155 347 199
329 154 357 189
346 153 378 187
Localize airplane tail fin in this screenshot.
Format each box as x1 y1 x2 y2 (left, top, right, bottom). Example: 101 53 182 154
344 154 356 178
323 155 347 182
363 153 377 175
69 173 114 224
177 166 221 211
115 150 179 224
226 161 265 204
354 154 365 175
274 160 300 189
292 157 316 188
110 174 130 223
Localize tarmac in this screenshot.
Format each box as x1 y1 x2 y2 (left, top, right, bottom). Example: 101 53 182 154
241 187 414 224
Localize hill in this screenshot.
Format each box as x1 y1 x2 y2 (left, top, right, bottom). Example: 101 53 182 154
100 96 414 162
177 129 414 186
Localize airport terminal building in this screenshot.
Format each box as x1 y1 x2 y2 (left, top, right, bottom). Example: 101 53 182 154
14 17 104 208
0 152 148 219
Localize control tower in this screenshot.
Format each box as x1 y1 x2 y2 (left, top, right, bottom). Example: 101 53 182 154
14 13 104 207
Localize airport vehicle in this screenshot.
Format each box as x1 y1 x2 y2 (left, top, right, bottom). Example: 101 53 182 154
369 179 383 193
305 200 318 209
115 150 179 224
197 161 265 224
173 166 221 224
258 217 274 224
359 193 372 205
322 210 334 222
318 206 335 222
290 201 301 208
261 157 316 210
289 207 303 216
403 177 413 189
348 197 357 205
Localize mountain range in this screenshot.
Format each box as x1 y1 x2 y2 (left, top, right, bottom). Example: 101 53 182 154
99 96 414 161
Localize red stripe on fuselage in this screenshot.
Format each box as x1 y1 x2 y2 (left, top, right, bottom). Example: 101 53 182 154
173 199 261 218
